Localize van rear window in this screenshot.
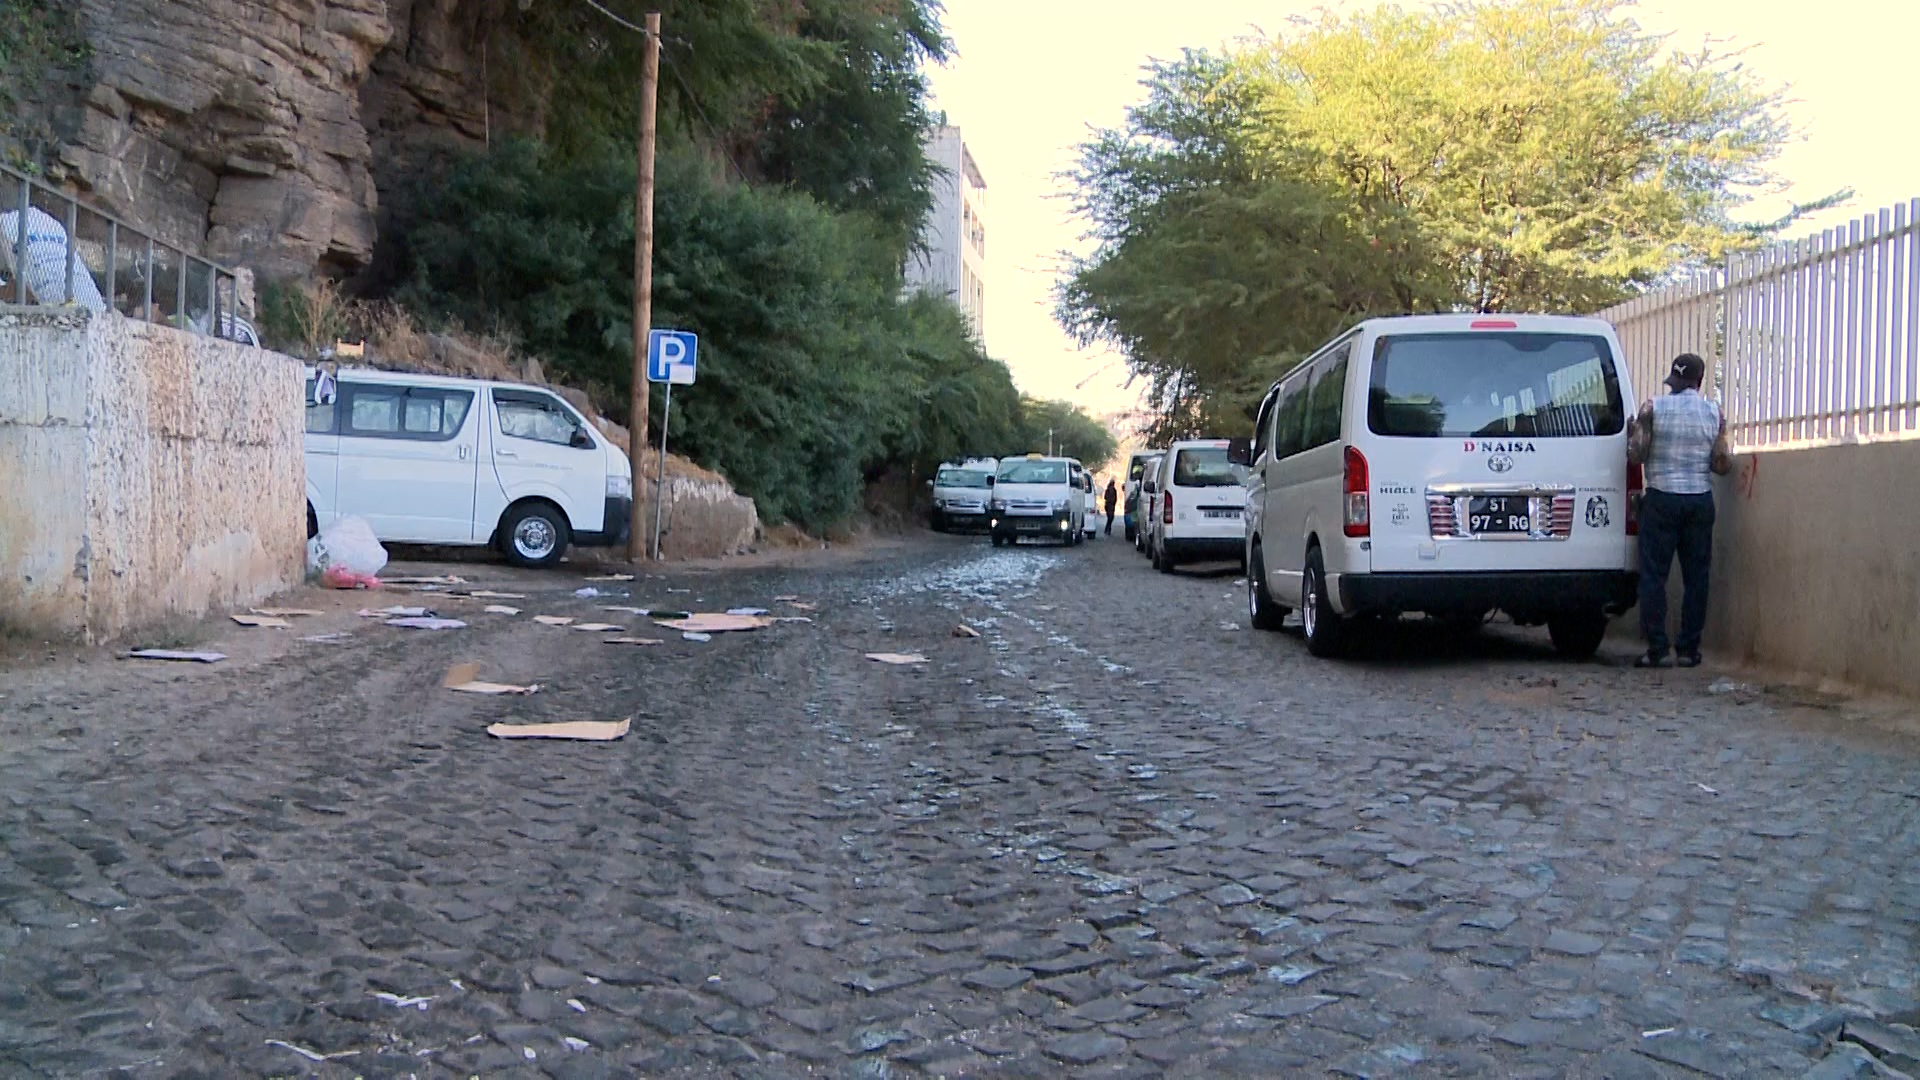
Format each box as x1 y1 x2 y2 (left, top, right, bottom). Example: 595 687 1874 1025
1368 333 1624 438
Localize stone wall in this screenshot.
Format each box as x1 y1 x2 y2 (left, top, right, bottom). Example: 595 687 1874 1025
0 308 305 641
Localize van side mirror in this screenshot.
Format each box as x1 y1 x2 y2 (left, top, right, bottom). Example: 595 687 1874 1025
925 478 935 489
984 475 995 487
1226 437 1253 466
570 428 593 449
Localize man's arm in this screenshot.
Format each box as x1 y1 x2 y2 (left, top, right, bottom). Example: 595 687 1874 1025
1710 412 1734 476
1627 400 1655 465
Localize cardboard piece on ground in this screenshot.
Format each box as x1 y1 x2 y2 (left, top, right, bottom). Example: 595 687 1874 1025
725 607 770 617
360 605 429 618
654 613 774 634
533 615 575 626
774 595 799 601
953 624 982 638
601 605 649 614
467 590 527 599
384 575 466 585
604 637 664 646
386 617 467 630
442 662 540 695
866 652 929 665
231 614 293 629
484 604 521 615
572 623 626 633
773 616 814 623
253 608 322 618
487 717 631 741
785 601 818 611
585 573 635 582
127 649 226 663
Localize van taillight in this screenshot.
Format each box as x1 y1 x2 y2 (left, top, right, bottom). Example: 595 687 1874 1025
1626 460 1645 536
1162 490 1174 525
1343 446 1370 537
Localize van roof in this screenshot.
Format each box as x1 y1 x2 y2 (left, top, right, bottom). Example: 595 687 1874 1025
304 365 564 394
1356 313 1617 336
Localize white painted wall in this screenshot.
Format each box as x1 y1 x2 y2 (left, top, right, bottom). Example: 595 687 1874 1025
907 126 988 348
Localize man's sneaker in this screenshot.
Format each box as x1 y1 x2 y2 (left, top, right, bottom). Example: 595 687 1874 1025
1675 653 1703 669
1634 651 1671 669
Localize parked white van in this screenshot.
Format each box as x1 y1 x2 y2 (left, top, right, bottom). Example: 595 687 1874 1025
1149 438 1250 572
988 454 1087 546
1235 314 1639 658
304 368 634 568
929 458 997 532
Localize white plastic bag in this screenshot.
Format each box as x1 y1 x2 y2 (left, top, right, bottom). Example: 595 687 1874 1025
311 516 388 576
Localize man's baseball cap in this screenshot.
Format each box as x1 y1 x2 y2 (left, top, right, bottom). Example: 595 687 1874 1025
1666 353 1706 389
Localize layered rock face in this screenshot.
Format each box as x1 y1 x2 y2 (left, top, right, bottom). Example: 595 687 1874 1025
50 0 498 281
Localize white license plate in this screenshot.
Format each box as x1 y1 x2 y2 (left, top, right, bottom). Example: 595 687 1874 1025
1202 509 1241 519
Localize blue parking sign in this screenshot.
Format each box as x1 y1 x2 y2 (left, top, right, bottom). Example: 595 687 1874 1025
647 329 698 385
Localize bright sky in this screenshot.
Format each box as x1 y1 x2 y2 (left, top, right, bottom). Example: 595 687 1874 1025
923 0 1920 427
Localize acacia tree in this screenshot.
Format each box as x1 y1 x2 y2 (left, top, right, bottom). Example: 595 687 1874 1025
1059 0 1820 440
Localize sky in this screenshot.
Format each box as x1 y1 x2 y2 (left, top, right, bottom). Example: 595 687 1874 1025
922 0 1920 425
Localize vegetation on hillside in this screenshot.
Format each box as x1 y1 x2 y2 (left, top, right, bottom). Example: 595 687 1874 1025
0 0 88 168
1013 398 1118 471
367 0 1104 531
1058 0 1831 441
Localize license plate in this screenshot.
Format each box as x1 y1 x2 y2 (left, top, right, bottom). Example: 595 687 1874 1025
1468 496 1530 534
1201 508 1241 519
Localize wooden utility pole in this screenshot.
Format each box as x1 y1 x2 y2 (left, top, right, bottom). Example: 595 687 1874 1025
626 11 661 562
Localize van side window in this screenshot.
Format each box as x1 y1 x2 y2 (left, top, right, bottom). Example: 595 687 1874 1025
305 378 335 434
1272 371 1311 459
343 385 473 441
496 390 589 447
1304 344 1351 450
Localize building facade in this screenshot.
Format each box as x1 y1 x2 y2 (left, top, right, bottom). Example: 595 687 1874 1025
906 126 987 346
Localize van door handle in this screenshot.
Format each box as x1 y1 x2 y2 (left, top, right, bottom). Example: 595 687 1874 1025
496 449 517 458
460 445 470 460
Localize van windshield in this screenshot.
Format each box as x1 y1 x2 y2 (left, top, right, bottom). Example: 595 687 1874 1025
1172 447 1248 487
998 460 1067 485
935 468 991 488
1368 332 1625 438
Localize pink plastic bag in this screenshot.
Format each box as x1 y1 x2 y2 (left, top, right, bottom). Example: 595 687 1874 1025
321 565 381 590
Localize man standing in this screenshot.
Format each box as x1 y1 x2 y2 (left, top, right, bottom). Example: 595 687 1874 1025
1629 353 1732 669
1103 479 1119 536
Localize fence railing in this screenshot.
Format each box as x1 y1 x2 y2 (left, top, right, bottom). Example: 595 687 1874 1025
1 162 249 343
1598 199 1920 448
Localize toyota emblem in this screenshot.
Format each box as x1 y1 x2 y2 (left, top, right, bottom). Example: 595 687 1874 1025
1487 454 1515 474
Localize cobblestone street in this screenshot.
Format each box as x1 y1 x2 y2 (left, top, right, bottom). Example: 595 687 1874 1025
1 533 1917 1078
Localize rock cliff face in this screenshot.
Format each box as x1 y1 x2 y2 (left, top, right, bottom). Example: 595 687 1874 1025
45 0 500 281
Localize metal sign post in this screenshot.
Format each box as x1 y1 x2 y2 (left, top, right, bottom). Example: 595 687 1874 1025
645 329 698 561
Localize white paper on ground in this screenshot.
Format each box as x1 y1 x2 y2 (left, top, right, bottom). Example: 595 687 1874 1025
866 652 929 665
487 717 631 741
532 615 575 626
231 614 293 628
127 649 226 663
385 617 467 630
442 662 539 695
484 605 521 615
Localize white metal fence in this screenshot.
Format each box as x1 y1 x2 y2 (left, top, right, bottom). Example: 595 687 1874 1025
1598 199 1920 448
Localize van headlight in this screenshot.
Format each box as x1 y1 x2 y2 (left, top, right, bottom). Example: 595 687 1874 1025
607 473 632 499
1052 498 1069 511
990 499 1007 512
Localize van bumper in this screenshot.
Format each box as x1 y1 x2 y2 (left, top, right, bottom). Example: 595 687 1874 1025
1339 570 1638 618
574 496 633 547
1162 536 1245 563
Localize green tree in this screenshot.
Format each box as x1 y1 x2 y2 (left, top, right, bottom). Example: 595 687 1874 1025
387 139 1021 532
1060 0 1818 441
1014 398 1117 472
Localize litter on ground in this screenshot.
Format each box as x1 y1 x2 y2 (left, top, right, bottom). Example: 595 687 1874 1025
604 637 663 646
320 566 381 589
725 607 770 616
383 575 465 586
774 595 799 601
585 573 635 582
654 613 774 633
372 991 435 1010
773 616 814 623
866 652 929 665
359 606 429 619
785 601 818 611
484 605 521 615
682 632 713 642
466 590 526 600
253 608 321 618
953 624 982 638
127 649 226 663
601 605 649 614
300 633 353 644
572 623 626 633
442 663 540 696
386 617 467 630
646 609 691 620
533 616 575 627
487 718 632 741
265 1040 359 1063
231 614 292 629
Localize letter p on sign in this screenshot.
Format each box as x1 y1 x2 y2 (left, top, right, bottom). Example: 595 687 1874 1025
647 329 698 385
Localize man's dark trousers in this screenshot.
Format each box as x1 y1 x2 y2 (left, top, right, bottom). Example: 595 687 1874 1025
1638 489 1716 658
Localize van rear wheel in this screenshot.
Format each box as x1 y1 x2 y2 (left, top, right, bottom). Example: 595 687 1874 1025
1548 610 1608 660
1301 548 1345 658
501 502 570 569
